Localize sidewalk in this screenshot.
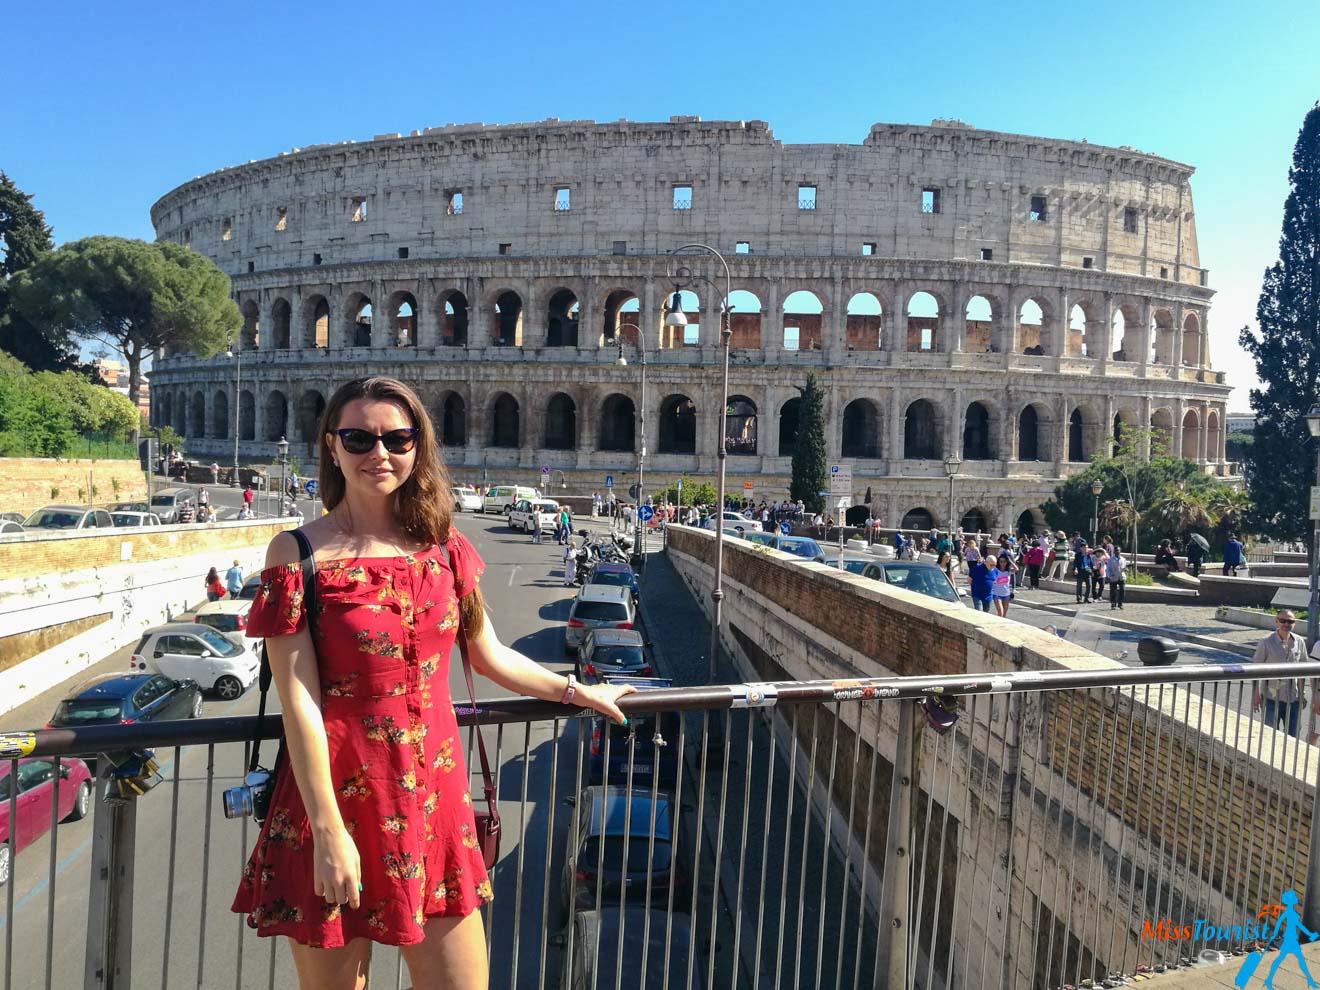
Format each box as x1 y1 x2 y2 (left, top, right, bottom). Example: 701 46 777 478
1139 943 1320 987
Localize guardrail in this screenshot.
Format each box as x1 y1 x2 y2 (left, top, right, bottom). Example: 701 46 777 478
2 662 1318 989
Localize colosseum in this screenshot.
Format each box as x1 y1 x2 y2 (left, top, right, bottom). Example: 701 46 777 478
148 116 1232 534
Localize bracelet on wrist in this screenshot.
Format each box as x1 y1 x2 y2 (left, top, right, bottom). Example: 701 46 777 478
559 673 577 706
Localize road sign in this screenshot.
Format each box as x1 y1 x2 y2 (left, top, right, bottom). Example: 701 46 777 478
629 484 640 500
605 474 614 489
677 478 683 489
540 465 550 477
1311 486 1320 521
829 464 853 499
304 479 319 497
638 505 654 522
779 521 791 535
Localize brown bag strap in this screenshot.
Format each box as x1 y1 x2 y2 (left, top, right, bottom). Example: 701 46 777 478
440 541 498 822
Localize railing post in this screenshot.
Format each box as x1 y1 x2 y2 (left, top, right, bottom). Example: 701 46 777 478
876 702 916 989
84 777 136 990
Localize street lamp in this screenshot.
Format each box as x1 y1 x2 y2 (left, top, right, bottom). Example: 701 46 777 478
667 245 733 684
277 435 289 516
1091 479 1104 547
615 322 650 564
553 469 569 493
1305 404 1320 650
943 454 962 533
225 345 241 486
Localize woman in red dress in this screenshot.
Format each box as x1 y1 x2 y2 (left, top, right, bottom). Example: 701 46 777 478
232 377 633 990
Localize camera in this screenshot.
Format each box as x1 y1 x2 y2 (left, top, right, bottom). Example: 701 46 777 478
223 769 274 822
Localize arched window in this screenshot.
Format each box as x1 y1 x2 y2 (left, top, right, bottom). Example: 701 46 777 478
544 393 577 449
903 400 939 459
1018 406 1041 461
239 390 256 441
240 301 260 351
298 391 326 444
658 395 696 454
900 507 934 530
603 289 642 345
724 396 757 456
960 508 990 534
490 394 520 448
965 295 995 353
1151 409 1174 455
389 293 417 347
174 391 187 437
845 292 883 350
271 299 292 350
442 292 469 347
1182 313 1201 366
493 292 523 347
212 391 230 440
1151 309 1174 364
599 394 636 452
1181 410 1200 460
906 292 940 352
190 391 205 438
1067 304 1088 357
963 402 992 460
264 391 287 442
348 297 373 348
781 290 823 351
727 291 762 350
440 393 466 447
1111 308 1129 361
307 297 329 349
778 398 801 457
1018 299 1046 355
842 400 880 458
159 393 173 432
1068 409 1084 462
546 290 580 347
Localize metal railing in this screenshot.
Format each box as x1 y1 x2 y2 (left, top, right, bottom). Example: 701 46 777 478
2 662 1318 989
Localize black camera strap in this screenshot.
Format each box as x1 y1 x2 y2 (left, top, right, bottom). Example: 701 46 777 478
248 528 317 776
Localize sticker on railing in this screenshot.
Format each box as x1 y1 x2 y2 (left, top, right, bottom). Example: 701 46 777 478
987 677 1013 693
0 732 36 758
833 680 900 701
729 683 779 708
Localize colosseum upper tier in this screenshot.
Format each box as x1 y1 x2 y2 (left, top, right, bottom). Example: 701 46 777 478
149 116 1231 533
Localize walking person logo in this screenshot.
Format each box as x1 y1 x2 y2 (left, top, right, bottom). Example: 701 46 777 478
1236 890 1319 988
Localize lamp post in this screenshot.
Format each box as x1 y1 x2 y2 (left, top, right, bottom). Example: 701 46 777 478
1091 479 1104 548
553 470 569 494
225 346 241 486
1306 404 1320 651
615 322 649 563
667 245 733 684
277 435 289 517
943 454 962 534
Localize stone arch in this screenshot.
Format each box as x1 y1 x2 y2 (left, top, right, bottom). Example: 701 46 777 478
492 290 524 347
240 300 260 351
903 399 942 459
546 289 580 348
845 291 884 351
962 401 994 460
271 298 292 350
1112 407 1141 455
437 391 466 447
899 507 935 530
211 390 229 439
544 392 577 449
658 394 696 454
239 389 256 441
725 395 758 456
727 290 762 350
489 393 520 448
1151 407 1175 455
345 293 373 348
1065 303 1091 357
386 291 417 347
965 294 998 352
297 390 326 444
1067 408 1086 462
960 507 991 535
1207 410 1221 462
1182 312 1201 366
1016 507 1047 536
905 291 941 352
782 289 823 352
1181 408 1200 459
264 390 288 442
440 290 469 347
159 393 173 433
1151 309 1175 364
190 390 206 438
841 399 881 458
174 390 188 437
1016 297 1053 355
778 397 801 457
599 393 636 452
1111 303 1139 361
1017 403 1050 462
603 288 642 346
305 295 330 349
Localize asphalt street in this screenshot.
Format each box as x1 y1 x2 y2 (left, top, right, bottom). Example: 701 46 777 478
0 509 703 990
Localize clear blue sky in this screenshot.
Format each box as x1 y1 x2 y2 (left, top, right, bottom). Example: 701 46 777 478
8 0 1319 410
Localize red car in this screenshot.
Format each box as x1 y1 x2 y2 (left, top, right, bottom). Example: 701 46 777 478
0 757 94 885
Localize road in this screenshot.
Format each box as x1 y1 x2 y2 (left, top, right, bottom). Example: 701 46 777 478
0 509 700 989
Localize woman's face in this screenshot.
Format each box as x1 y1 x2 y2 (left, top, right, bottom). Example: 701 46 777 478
328 398 417 499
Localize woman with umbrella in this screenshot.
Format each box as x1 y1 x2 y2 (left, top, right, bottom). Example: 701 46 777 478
1185 532 1209 577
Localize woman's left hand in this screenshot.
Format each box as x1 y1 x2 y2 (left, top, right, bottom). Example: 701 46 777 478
575 681 638 724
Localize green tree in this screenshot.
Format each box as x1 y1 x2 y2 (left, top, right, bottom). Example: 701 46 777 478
8 236 240 409
0 172 80 371
1239 103 1320 541
659 478 716 507
790 372 828 514
0 353 77 456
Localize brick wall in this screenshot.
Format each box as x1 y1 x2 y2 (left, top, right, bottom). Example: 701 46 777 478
0 458 149 516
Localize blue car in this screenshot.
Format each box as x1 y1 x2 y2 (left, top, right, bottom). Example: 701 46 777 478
48 672 203 729
587 677 679 789
586 561 639 602
742 532 827 563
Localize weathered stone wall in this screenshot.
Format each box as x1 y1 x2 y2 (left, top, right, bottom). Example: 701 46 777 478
0 458 149 516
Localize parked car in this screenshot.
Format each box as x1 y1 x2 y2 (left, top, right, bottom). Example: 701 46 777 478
587 677 679 788
0 757 94 885
835 558 963 606
565 586 635 655
48 673 203 730
482 485 540 515
508 498 561 533
585 561 639 603
561 786 684 918
110 511 162 528
702 511 751 535
560 908 698 990
149 488 196 524
452 486 483 512
192 599 254 639
0 521 23 536
128 623 260 700
0 512 25 524
108 501 151 513
741 532 827 563
21 505 115 530
576 628 651 682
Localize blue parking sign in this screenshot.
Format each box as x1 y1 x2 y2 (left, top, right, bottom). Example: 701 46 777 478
605 474 614 488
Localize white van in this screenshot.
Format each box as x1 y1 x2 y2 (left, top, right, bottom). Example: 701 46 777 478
482 485 540 515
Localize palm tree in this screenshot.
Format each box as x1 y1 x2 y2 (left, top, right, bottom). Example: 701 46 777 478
1152 486 1213 542
1207 488 1251 533
1100 499 1140 559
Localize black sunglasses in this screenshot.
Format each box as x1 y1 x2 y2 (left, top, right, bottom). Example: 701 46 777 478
1278 618 1296 625
335 428 418 455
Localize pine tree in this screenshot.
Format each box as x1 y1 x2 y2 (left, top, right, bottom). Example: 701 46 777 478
790 372 828 514
1240 103 1320 541
0 172 78 371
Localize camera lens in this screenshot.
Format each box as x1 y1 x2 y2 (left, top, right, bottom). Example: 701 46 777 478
222 785 253 819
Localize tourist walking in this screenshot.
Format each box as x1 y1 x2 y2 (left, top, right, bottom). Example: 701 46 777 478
967 549 993 613
1105 546 1127 609
562 539 577 587
1091 545 1108 601
205 566 225 602
1223 533 1245 576
991 553 1017 616
531 507 543 544
225 559 244 598
1251 610 1319 738
1073 543 1095 604
1024 541 1045 590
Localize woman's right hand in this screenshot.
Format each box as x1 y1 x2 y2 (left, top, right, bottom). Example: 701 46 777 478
312 824 362 909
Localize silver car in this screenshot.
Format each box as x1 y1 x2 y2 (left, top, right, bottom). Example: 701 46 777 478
22 505 114 530
564 586 635 655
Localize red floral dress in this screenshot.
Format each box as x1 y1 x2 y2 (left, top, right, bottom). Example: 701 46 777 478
231 534 493 948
